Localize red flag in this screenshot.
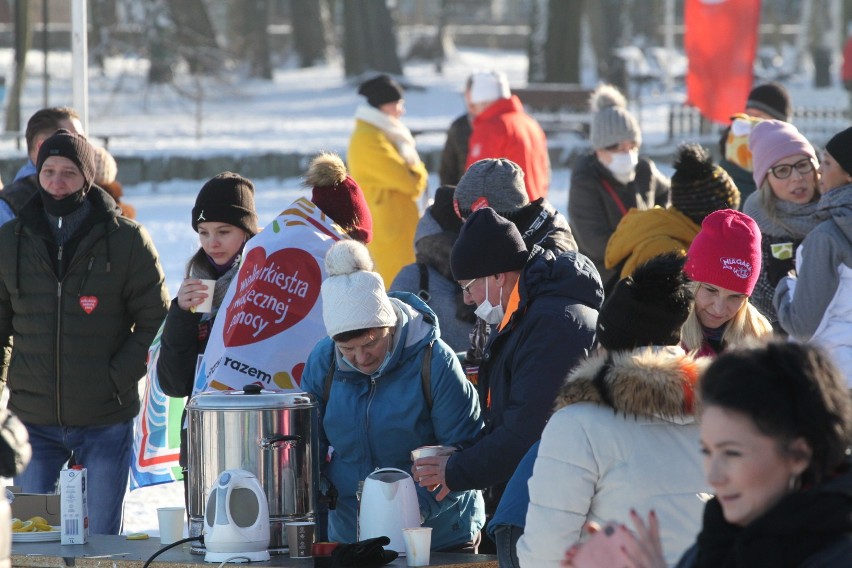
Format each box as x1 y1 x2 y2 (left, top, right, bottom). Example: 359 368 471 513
685 0 761 124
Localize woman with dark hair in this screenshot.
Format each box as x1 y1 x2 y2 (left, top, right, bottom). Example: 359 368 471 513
620 341 852 568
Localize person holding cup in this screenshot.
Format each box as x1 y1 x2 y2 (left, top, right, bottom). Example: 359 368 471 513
157 172 259 491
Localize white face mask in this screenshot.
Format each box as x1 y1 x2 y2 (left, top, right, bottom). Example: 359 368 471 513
607 150 639 184
474 278 505 325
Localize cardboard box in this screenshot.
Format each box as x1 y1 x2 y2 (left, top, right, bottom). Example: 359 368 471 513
59 467 88 545
8 486 61 526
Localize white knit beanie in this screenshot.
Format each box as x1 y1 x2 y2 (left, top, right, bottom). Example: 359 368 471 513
321 240 397 338
589 84 641 150
469 71 511 104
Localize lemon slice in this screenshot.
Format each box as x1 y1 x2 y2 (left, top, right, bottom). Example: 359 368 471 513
16 521 35 532
34 523 53 532
27 516 48 526
11 518 22 530
126 532 149 540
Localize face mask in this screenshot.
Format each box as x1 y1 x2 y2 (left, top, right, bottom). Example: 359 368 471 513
607 150 639 185
474 278 505 325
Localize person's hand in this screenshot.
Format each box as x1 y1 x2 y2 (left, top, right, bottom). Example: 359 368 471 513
411 454 452 501
561 522 599 566
177 278 209 312
624 509 666 568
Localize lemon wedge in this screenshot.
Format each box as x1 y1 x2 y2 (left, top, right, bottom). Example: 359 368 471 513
34 523 54 532
27 516 48 526
10 518 22 530
16 521 35 532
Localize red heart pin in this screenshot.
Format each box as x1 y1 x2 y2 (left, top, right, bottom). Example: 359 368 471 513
222 247 322 347
79 296 98 314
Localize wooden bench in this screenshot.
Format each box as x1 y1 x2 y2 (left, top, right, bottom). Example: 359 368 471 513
512 83 594 137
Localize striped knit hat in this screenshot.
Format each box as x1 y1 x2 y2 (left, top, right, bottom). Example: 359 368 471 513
671 143 740 226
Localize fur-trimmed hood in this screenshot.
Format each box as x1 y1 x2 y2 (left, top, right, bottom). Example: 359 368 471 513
555 346 707 420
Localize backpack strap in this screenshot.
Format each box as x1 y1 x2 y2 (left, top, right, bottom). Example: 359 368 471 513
421 342 433 410
416 263 431 302
324 341 434 411
323 346 336 402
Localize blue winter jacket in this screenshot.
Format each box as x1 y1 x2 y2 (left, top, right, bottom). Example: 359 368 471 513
301 292 485 550
444 249 602 500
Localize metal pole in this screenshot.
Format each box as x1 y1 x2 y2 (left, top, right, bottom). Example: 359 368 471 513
42 0 48 106
664 0 674 94
71 0 88 133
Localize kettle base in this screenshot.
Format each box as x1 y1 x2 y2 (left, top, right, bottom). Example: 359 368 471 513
204 550 271 563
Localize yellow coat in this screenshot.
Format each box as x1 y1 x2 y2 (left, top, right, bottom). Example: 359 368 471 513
348 119 428 284
605 207 700 279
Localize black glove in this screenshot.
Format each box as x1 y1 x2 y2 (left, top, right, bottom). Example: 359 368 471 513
331 536 398 567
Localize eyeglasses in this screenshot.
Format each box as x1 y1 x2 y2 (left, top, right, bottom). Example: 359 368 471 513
768 158 816 179
460 278 478 295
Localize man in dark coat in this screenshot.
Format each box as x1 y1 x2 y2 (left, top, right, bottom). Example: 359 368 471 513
412 208 602 547
0 130 169 535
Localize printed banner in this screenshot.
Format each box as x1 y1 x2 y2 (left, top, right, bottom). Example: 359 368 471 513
685 0 761 124
192 197 344 395
130 321 186 490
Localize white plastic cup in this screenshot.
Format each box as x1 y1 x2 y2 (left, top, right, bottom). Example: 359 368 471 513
195 279 216 313
157 506 185 545
286 521 315 558
402 527 432 566
410 445 455 463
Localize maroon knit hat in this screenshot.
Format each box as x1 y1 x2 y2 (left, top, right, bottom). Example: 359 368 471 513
685 210 762 296
305 152 373 243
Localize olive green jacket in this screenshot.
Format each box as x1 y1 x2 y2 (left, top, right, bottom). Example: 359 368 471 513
0 187 169 426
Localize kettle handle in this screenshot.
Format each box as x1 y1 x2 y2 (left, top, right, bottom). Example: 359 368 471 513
260 434 301 450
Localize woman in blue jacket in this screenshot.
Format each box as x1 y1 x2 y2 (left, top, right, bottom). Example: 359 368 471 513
301 239 485 551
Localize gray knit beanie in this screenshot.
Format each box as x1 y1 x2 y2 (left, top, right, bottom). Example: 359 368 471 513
454 158 529 218
589 84 641 150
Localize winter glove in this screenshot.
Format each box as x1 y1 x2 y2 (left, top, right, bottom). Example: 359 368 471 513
331 536 398 567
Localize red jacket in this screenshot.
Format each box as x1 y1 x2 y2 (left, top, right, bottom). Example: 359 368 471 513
843 38 852 85
466 96 550 201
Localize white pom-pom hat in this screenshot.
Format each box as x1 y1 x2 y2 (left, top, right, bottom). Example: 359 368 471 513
321 240 397 338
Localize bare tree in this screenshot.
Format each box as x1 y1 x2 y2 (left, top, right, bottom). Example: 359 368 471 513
291 0 334 68
6 0 32 132
342 0 402 77
528 0 583 83
164 0 221 75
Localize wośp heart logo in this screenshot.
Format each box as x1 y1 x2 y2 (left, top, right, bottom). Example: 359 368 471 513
223 247 321 347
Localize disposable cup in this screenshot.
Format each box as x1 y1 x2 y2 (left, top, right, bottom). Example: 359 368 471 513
157 506 185 545
410 445 455 463
402 527 432 566
286 521 315 558
195 279 216 313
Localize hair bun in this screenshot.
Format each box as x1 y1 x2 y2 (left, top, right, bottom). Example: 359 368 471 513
324 240 374 276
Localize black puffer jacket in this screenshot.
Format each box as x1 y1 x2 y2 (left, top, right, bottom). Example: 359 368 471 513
0 187 169 426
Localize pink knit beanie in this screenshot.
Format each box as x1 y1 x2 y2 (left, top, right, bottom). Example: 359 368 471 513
685 210 762 296
749 120 816 188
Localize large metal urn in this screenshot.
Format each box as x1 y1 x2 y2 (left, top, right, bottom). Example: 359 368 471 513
186 385 319 555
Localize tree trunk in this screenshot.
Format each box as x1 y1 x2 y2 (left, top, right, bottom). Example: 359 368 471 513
587 0 627 89
245 0 272 78
147 0 176 84
6 0 32 133
164 0 221 75
291 0 333 68
528 0 583 83
342 0 402 77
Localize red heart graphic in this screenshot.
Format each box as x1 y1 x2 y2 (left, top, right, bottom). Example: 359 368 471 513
79 296 98 314
222 247 322 347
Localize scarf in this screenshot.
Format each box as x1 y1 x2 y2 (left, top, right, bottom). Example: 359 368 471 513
187 248 241 321
745 193 820 239
354 104 421 167
694 469 852 567
816 183 852 222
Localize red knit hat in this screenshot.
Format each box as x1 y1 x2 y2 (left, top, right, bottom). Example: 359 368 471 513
685 210 761 296
305 152 373 243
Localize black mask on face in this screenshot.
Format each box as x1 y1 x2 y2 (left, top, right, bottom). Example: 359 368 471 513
39 187 88 218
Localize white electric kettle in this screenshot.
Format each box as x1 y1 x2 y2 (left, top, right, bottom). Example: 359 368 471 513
359 468 421 554
203 469 271 563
